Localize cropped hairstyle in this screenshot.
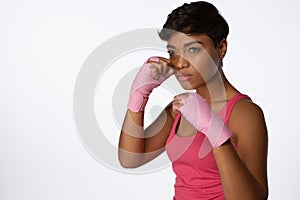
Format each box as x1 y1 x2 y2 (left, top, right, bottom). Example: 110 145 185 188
159 1 229 47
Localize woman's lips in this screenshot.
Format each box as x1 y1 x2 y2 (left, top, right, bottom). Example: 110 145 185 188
176 73 192 82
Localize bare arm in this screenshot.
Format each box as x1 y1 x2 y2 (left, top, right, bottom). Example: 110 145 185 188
118 103 175 168
118 56 175 168
213 100 268 200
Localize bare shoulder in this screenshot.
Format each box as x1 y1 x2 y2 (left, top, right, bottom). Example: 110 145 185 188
227 97 269 194
228 98 268 146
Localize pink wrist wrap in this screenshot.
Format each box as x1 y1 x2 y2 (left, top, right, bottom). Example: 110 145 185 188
128 57 166 112
179 93 231 148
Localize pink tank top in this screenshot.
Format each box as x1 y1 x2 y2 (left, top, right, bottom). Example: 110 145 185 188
165 93 250 200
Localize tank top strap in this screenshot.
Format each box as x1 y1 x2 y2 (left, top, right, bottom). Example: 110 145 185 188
167 112 181 142
219 93 251 124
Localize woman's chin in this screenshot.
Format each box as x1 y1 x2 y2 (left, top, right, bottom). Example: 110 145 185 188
179 82 195 90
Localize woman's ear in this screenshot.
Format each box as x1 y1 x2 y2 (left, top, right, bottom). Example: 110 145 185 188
218 38 227 59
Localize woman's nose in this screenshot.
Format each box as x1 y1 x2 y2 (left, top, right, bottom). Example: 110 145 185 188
171 56 189 70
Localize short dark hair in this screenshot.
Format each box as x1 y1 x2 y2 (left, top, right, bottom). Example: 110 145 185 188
159 1 229 47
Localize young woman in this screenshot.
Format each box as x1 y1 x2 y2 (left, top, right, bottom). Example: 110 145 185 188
118 1 268 199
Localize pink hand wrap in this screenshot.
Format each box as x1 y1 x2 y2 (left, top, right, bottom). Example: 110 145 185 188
179 93 231 148
128 57 166 112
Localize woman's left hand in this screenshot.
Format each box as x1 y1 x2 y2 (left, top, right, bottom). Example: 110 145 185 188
173 92 231 148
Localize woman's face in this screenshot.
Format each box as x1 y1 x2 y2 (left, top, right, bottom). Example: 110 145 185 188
167 32 222 90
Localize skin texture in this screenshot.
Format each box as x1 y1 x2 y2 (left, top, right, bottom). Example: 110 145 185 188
118 33 268 200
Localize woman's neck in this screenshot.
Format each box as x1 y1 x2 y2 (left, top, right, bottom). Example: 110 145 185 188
196 70 234 106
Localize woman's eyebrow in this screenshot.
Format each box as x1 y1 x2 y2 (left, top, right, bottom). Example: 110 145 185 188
166 44 175 49
183 41 203 47
166 41 203 49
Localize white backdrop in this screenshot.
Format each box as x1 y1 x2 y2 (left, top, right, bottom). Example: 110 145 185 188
1 0 299 199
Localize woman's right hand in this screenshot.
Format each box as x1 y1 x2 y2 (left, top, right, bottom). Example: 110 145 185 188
127 56 175 112
147 56 175 80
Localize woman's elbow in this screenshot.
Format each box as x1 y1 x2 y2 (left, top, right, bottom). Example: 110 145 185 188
118 150 144 168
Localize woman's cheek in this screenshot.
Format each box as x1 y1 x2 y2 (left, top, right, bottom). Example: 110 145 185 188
194 55 219 82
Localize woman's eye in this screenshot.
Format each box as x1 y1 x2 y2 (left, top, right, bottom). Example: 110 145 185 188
188 47 201 53
167 50 176 56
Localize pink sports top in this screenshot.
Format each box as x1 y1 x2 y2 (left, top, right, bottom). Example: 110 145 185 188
165 93 250 200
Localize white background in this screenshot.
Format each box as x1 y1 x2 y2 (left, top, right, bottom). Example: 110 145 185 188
1 0 300 199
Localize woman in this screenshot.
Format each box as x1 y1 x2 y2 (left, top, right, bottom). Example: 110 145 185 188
118 1 268 199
